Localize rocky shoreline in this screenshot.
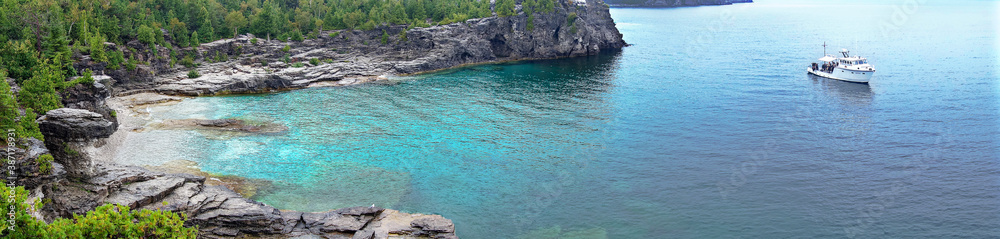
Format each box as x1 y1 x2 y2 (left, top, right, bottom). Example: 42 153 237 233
7 0 627 238
100 0 624 96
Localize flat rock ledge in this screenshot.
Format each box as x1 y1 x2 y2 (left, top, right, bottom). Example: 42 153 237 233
42 163 457 238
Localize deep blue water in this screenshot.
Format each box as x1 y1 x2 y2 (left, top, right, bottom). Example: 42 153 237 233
121 1 999 238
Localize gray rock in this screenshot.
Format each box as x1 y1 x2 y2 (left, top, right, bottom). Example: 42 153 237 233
105 176 186 208
37 108 116 140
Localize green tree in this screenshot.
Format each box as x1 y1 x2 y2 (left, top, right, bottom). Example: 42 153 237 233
497 0 516 17
225 10 248 38
17 61 63 114
0 71 22 134
137 25 156 46
0 40 40 81
191 30 200 46
19 108 42 140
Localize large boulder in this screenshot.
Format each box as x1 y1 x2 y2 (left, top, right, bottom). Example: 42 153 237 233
37 108 116 140
37 108 117 178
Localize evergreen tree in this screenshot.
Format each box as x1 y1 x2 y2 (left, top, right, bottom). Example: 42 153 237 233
191 30 200 46
225 10 248 38
497 0 516 17
0 71 22 135
17 61 63 114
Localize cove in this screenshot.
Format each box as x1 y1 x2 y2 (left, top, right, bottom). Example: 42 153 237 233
117 1 999 238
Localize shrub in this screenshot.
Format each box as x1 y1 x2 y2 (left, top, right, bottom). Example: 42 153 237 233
381 30 389 45
282 54 291 63
291 62 305 68
63 69 96 89
215 51 229 62
291 30 304 42
107 50 125 70
36 154 53 174
19 109 43 140
309 58 320 65
0 183 199 238
260 61 268 66
125 56 138 71
251 38 258 44
187 70 200 78
281 45 291 52
111 110 117 118
567 12 578 26
137 25 156 46
329 32 340 38
64 143 80 157
180 55 195 68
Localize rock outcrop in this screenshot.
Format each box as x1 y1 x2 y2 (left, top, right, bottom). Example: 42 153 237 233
37 162 457 238
37 108 117 178
96 0 624 96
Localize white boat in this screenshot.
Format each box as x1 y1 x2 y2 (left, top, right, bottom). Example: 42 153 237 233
807 43 875 83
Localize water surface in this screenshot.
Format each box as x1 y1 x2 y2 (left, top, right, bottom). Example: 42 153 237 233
120 1 999 238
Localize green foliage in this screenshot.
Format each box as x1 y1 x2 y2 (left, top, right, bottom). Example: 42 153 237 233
190 31 200 47
64 144 79 157
497 0 517 17
225 10 248 38
567 12 578 26
251 38 259 45
125 56 138 71
0 71 21 133
36 154 53 174
0 183 198 238
63 69 95 90
0 40 40 81
282 54 291 63
19 109 42 140
180 56 195 68
137 25 156 47
309 58 320 65
187 70 200 79
107 50 125 70
215 51 229 62
291 62 305 68
111 110 117 118
18 62 63 114
527 13 536 31
291 30 304 42
399 31 408 42
281 45 291 52
381 30 390 45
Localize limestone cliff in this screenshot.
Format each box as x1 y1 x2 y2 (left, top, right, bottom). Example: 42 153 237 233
79 0 625 96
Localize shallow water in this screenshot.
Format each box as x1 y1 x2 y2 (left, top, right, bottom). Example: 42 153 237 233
119 1 999 238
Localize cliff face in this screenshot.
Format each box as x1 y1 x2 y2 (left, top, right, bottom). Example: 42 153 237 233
92 0 624 96
603 0 751 7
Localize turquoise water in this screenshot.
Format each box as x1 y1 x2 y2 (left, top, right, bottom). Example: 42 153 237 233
123 1 1000 238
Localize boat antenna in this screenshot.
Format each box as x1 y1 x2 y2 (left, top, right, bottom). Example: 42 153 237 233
822 41 827 55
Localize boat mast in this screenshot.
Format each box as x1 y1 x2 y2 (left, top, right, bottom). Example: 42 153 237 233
823 41 827 55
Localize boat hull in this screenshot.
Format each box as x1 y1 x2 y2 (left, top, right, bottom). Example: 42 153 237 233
807 67 872 83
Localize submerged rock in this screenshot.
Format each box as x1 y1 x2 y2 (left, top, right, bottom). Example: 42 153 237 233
147 118 289 135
